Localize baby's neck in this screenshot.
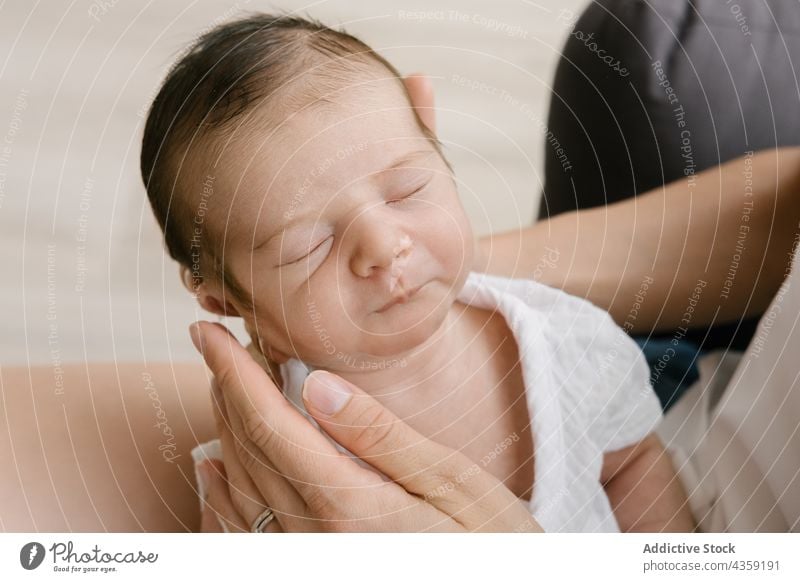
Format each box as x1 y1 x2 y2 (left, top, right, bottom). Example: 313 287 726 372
328 301 475 420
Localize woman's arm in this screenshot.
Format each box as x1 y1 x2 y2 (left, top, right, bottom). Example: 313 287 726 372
476 147 800 333
0 363 215 532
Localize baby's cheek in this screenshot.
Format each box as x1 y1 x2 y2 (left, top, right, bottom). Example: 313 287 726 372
247 299 299 351
434 221 472 275
289 297 349 358
427 198 472 257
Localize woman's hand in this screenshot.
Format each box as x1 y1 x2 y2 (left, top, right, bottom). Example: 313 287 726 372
190 321 542 533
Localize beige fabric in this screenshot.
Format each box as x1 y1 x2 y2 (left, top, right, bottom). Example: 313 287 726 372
658 247 800 532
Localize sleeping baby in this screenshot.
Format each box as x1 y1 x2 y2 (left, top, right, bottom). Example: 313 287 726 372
140 13 694 532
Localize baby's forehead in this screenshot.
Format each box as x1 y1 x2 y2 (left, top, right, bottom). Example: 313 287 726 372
235 91 424 188
198 106 430 245
194 78 429 235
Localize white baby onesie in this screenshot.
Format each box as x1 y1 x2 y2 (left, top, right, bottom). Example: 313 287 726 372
193 271 663 532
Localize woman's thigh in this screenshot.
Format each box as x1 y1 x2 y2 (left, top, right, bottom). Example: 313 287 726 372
1 362 215 532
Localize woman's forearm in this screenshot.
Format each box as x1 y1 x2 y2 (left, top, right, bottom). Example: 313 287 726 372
477 147 800 333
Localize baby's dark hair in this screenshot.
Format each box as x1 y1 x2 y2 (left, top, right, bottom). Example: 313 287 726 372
140 12 439 307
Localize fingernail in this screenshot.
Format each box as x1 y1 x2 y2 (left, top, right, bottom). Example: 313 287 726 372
303 371 353 416
190 322 205 353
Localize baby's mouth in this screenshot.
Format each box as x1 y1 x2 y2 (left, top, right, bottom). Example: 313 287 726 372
375 281 425 314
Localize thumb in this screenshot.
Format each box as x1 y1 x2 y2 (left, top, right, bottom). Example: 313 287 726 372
403 73 436 134
301 370 456 496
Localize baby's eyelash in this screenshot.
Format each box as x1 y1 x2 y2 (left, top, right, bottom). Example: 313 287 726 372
387 182 428 205
281 236 332 266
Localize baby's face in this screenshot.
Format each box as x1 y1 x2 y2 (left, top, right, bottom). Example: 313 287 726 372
208 82 473 369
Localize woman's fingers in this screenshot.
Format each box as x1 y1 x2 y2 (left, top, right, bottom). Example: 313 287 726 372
214 381 309 531
192 322 537 532
192 322 374 507
300 371 539 531
300 371 477 499
199 459 251 532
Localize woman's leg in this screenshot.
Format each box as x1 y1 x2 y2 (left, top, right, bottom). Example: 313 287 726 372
0 362 215 532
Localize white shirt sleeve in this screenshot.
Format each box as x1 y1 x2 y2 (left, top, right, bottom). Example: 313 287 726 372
546 296 663 453
587 309 663 452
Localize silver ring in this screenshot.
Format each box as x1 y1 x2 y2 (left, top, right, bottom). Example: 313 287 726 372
250 507 275 533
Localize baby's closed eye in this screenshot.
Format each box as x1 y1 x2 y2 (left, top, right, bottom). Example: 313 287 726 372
385 178 431 205
279 234 334 267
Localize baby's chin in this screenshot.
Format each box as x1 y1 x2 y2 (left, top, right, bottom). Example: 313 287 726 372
292 300 451 371
359 297 456 357
299 277 466 368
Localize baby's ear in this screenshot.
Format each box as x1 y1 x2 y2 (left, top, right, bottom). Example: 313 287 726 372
179 265 197 295
196 291 238 317
179 266 239 317
403 73 436 134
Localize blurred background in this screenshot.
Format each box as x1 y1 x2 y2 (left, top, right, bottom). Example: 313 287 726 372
1 0 585 364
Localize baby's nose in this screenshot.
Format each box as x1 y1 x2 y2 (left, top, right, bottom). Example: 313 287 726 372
348 216 413 280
